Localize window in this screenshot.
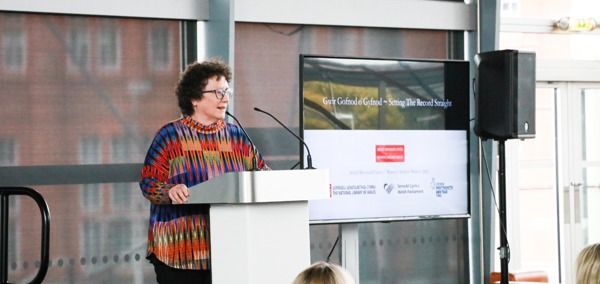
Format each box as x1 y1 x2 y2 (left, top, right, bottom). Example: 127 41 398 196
97 23 120 70
82 219 104 259
111 183 132 211
110 136 128 163
8 221 20 267
81 183 103 212
79 136 101 164
148 25 171 70
501 0 520 17
79 136 103 212
1 13 26 73
66 18 90 70
0 137 18 166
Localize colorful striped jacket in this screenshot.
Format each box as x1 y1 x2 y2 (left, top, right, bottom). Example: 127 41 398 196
140 115 269 270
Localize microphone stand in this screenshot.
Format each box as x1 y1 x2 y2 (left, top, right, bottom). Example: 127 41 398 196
254 107 315 169
226 111 259 171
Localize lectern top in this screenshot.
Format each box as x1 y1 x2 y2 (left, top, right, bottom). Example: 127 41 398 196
186 169 330 204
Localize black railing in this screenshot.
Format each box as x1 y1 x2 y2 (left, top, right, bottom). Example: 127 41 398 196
0 187 50 284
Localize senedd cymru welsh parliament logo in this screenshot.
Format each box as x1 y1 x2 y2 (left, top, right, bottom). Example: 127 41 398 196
384 183 395 194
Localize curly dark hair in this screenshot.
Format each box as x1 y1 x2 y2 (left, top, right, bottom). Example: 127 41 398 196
176 59 232 116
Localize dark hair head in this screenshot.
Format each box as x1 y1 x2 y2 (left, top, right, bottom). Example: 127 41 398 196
176 59 232 116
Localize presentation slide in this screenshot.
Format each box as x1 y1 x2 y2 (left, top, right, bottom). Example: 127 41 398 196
305 129 468 222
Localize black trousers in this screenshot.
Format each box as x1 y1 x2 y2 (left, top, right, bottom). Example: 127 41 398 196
149 254 212 284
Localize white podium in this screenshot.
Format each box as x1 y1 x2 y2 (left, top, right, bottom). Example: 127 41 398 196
187 169 330 284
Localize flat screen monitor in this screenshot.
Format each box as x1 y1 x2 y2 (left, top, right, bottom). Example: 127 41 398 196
300 55 470 224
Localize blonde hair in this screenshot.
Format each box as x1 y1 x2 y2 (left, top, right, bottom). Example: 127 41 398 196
292 261 355 284
576 243 600 284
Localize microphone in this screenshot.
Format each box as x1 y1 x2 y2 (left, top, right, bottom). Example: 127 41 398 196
225 110 258 171
253 107 315 169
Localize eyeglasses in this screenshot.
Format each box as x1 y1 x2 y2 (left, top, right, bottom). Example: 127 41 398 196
201 88 233 100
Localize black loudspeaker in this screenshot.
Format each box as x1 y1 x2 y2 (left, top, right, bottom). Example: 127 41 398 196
474 49 536 140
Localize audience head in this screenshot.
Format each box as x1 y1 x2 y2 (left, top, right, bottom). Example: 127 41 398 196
576 242 600 284
292 261 355 284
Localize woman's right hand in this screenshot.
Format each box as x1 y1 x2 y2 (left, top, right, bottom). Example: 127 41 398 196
168 184 189 204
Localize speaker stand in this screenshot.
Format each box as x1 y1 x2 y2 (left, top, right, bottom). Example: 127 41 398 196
498 139 510 284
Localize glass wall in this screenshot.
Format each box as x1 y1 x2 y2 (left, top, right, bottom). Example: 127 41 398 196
234 22 469 283
499 0 600 282
0 12 182 283
1 9 473 284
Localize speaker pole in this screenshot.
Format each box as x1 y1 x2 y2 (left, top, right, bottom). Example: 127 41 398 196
498 139 509 284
